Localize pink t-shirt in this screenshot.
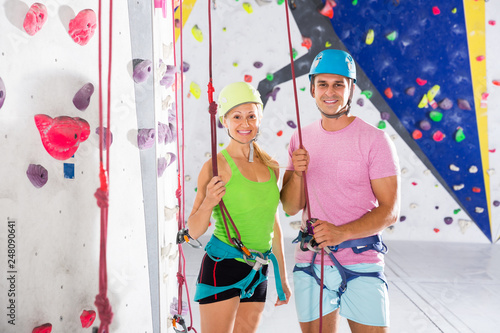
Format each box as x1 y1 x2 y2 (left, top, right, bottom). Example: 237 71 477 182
286 117 400 266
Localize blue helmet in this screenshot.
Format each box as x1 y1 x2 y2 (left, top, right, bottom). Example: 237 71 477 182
309 49 356 83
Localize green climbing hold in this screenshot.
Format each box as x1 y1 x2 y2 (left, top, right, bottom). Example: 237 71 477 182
429 111 443 122
300 87 306 91
352 0 358 5
455 127 465 142
277 0 285 4
285 213 290 217
386 31 397 41
266 73 274 81
195 187 198 192
292 48 298 59
377 120 386 129
453 208 461 214
361 90 373 99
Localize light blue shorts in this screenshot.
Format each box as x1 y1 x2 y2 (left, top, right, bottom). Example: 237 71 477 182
293 263 389 327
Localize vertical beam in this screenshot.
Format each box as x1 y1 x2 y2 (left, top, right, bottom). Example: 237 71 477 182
127 1 160 332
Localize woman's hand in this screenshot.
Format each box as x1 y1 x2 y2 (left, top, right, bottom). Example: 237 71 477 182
275 280 292 306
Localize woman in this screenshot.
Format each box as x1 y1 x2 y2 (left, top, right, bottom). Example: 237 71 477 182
187 82 291 333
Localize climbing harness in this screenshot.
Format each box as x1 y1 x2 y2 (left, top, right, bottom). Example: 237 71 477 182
202 0 286 302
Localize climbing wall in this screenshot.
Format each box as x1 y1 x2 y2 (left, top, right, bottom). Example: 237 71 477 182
177 0 500 243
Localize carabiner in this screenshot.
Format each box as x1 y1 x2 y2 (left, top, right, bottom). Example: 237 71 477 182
176 229 203 248
232 238 252 257
172 314 188 333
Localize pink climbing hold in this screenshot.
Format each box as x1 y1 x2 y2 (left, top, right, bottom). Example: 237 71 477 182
32 323 52 333
432 130 445 142
416 78 427 86
23 3 48 36
476 55 485 62
68 9 97 46
488 20 496 26
0 77 5 109
432 6 440 15
34 114 90 160
80 310 96 328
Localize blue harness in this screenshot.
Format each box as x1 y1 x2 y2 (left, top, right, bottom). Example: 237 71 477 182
292 229 388 297
194 235 286 302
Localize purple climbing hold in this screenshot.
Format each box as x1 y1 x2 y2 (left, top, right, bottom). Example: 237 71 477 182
182 61 190 72
381 112 390 121
0 77 5 109
160 65 176 89
399 216 406 222
438 98 453 110
218 119 223 128
419 119 431 131
444 217 453 225
266 87 280 101
287 120 297 129
137 128 155 149
133 59 153 83
405 87 415 96
493 200 500 207
158 120 176 144
253 61 263 69
457 99 471 111
26 164 48 188
95 127 113 150
356 98 364 107
73 83 94 111
158 153 177 177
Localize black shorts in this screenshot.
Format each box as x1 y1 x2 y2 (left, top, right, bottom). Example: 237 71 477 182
196 253 269 304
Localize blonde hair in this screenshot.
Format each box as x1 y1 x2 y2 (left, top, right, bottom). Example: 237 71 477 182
253 141 278 171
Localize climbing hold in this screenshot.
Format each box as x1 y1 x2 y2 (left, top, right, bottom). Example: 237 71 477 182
489 20 496 26
385 31 397 41
412 129 422 140
23 3 48 36
277 130 283 137
133 59 153 83
244 75 252 83
68 9 97 46
493 80 500 86
380 112 390 120
300 87 306 91
432 130 445 142
444 217 453 225
399 216 406 222
356 98 364 106
0 77 5 109
433 228 440 233
457 99 471 110
243 2 253 14
360 90 372 99
480 92 489 108
34 115 90 160
449 164 460 171
418 94 428 108
137 128 155 150
432 6 440 15
416 78 427 86
191 25 203 42
469 165 478 173
80 310 96 328
429 111 443 122
472 187 481 193
419 119 431 131
170 297 188 316
405 87 415 96
451 8 457 14
32 323 52 333
489 148 497 153
189 82 201 99
384 87 393 99
493 200 500 207
319 0 335 19
287 120 297 128
158 121 175 144
181 62 190 72
438 97 453 110
266 87 280 101
365 29 374 45
352 0 358 4
475 207 484 213
411 182 417 186
26 164 48 188
325 41 332 48
410 203 418 209
454 208 461 214
301 37 312 50
453 184 464 191
292 48 298 59
253 61 263 68
266 73 274 81
455 127 465 142
427 85 440 102
476 55 485 62
233 62 238 67
377 121 386 129
160 65 177 88
158 157 167 177
96 127 113 150
73 83 94 111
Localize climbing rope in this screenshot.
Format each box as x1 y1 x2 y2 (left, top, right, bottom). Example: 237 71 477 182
283 2 326 332
94 0 114 332
172 0 197 331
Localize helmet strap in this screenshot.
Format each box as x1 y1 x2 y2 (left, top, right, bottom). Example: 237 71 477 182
226 129 260 162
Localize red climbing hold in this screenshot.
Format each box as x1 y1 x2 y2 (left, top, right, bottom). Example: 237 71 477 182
416 78 427 86
384 87 393 99
433 228 440 233
277 130 283 137
319 0 336 19
301 37 312 50
244 75 252 83
412 129 423 140
492 80 500 86
80 310 96 328
472 187 481 193
32 323 52 333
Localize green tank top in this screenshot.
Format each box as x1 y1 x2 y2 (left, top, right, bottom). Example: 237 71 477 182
212 149 279 254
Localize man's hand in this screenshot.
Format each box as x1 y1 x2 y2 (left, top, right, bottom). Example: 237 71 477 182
311 219 349 248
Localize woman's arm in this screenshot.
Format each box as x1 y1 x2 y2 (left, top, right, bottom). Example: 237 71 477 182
272 212 291 306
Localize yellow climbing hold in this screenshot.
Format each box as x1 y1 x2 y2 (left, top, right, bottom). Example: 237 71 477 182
418 94 428 108
243 2 253 14
427 85 440 101
192 25 203 42
190 82 201 99
366 29 374 45
325 41 332 48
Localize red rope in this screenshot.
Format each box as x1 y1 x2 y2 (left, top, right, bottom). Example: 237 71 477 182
94 0 113 332
283 3 324 332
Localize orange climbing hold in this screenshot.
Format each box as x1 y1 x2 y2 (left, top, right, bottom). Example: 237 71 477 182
472 187 481 193
412 129 423 140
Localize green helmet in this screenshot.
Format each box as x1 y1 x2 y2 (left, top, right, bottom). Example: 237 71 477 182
309 49 356 83
218 82 263 121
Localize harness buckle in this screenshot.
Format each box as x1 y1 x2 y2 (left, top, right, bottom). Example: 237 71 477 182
243 250 269 270
176 229 203 248
233 238 252 257
172 314 188 333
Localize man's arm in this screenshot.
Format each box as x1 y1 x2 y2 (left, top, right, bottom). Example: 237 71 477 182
280 148 309 216
312 174 400 247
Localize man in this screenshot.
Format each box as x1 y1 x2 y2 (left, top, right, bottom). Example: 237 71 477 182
280 49 400 332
